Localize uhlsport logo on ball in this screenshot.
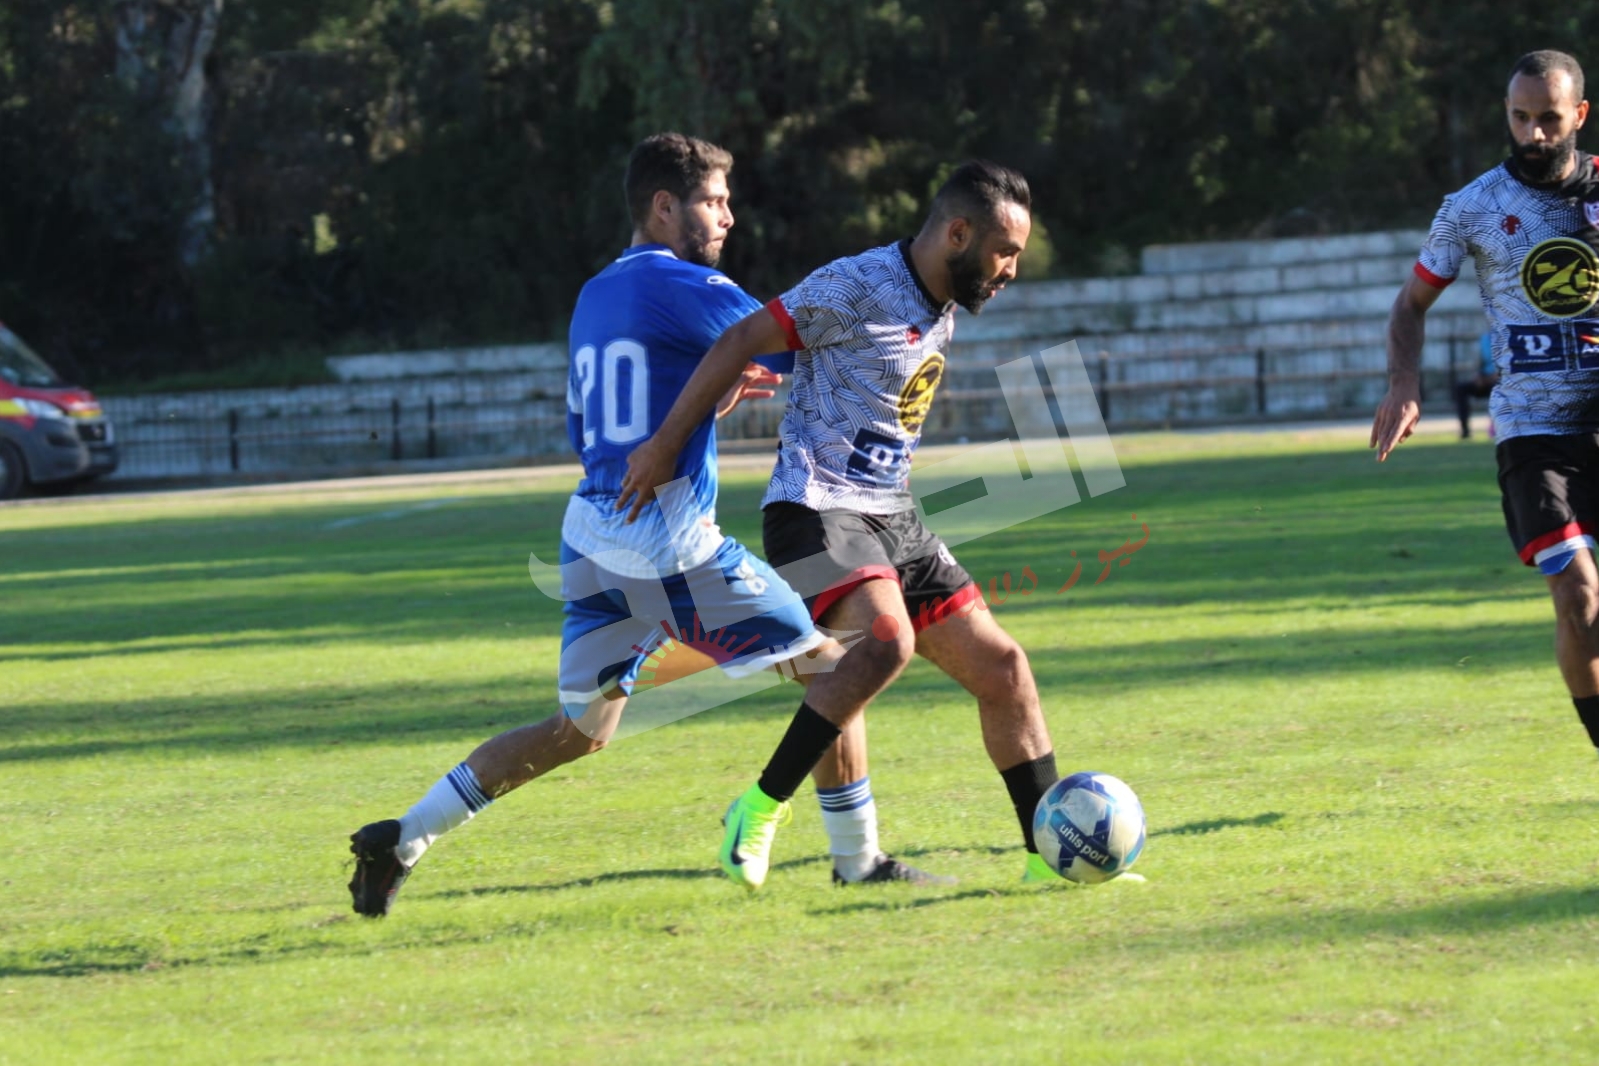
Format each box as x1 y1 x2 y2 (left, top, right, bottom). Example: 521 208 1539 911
1033 771 1146 883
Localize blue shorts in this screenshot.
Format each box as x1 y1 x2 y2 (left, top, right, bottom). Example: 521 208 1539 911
557 537 824 710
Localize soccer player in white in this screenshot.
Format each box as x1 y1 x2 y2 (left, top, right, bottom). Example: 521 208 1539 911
1373 50 1599 756
621 161 1067 886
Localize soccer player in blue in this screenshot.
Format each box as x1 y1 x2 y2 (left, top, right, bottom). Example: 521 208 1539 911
347 133 946 916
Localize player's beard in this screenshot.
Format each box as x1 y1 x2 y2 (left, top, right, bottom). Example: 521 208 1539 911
947 242 1003 315
680 217 724 268
1509 128 1579 185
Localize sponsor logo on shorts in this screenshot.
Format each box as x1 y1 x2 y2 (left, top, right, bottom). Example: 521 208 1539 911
1520 237 1599 318
898 351 945 434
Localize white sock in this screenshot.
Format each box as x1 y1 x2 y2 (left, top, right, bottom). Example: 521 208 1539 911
395 763 492 867
818 777 881 882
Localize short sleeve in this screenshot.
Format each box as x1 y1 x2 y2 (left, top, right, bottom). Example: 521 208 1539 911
675 272 763 354
768 264 866 353
1415 195 1464 289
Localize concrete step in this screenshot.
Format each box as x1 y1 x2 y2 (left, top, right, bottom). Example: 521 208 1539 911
1000 252 1466 310
958 274 1481 340
940 311 1489 399
326 343 567 383
1139 229 1428 274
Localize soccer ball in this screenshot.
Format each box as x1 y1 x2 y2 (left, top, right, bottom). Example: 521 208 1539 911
1033 772 1146 883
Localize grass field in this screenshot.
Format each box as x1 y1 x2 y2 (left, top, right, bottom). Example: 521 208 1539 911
4 423 1599 1064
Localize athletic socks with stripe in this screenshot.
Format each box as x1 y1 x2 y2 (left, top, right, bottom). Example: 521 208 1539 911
818 776 881 882
395 763 493 867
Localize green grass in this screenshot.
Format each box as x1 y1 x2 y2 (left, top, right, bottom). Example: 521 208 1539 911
4 425 1599 1064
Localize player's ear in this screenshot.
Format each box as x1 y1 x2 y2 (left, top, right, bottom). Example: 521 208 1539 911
652 189 676 223
947 215 971 251
1577 99 1590 127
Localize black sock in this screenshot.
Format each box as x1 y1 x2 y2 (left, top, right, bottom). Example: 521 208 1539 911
1000 752 1059 853
1574 696 1599 749
757 703 842 802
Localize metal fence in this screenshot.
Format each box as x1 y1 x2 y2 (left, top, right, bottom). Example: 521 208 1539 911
99 330 1485 481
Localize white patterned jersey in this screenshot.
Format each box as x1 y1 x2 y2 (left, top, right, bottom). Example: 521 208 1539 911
1417 159 1599 438
762 240 955 512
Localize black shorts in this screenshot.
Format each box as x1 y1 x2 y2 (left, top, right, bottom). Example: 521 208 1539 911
1496 433 1599 573
762 501 980 631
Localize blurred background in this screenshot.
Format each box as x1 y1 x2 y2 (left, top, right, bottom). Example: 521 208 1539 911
3 0 1580 385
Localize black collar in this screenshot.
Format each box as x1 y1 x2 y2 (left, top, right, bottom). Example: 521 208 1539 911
897 238 951 315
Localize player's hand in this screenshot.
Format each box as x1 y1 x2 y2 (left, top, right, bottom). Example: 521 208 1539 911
1369 383 1421 462
617 437 676 524
716 363 782 418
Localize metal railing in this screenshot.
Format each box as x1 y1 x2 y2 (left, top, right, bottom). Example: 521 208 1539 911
99 330 1485 480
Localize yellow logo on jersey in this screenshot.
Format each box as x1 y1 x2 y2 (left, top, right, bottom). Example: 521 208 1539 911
1520 237 1599 318
898 352 945 434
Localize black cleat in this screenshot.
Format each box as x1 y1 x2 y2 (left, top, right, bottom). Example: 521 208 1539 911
348 819 412 918
832 854 957 887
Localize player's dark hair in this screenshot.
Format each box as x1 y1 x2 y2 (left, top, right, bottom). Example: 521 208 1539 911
624 133 733 228
1509 50 1586 103
926 160 1032 231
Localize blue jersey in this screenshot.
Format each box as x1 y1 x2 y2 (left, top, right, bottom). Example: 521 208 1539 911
561 244 765 578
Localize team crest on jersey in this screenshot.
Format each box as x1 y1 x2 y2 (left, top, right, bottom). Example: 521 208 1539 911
1502 215 1521 235
1520 237 1599 318
897 352 945 434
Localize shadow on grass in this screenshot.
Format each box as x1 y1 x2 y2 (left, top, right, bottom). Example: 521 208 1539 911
1154 812 1285 837
12 878 1599 979
808 887 1021 917
0 606 1556 765
0 439 1529 660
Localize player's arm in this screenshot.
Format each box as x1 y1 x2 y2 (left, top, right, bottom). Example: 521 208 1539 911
1370 271 1446 462
617 305 791 521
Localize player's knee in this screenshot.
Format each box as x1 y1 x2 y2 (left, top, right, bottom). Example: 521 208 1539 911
850 616 915 686
982 636 1035 701
555 712 612 757
1554 580 1599 634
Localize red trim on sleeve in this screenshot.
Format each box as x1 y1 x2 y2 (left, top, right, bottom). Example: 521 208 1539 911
1518 521 1598 565
910 582 984 633
765 298 805 352
1413 261 1454 290
809 565 899 623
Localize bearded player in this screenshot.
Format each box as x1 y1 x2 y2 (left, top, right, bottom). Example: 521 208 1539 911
346 134 947 917
1373 50 1599 758
620 161 1067 888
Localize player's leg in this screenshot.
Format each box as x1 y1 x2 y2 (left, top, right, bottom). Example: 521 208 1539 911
1547 548 1599 719
1454 379 1474 439
808 712 955 885
885 515 1061 881
347 574 655 917
1500 434 1599 752
722 576 914 889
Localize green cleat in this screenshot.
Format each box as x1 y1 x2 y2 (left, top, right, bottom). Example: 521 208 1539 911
719 784 792 891
1022 851 1064 883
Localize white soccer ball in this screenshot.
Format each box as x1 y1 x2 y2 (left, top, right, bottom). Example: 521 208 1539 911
1033 771 1146 883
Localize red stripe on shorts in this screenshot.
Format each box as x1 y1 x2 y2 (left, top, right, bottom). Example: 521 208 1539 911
810 565 900 622
911 582 984 633
1518 520 1598 565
